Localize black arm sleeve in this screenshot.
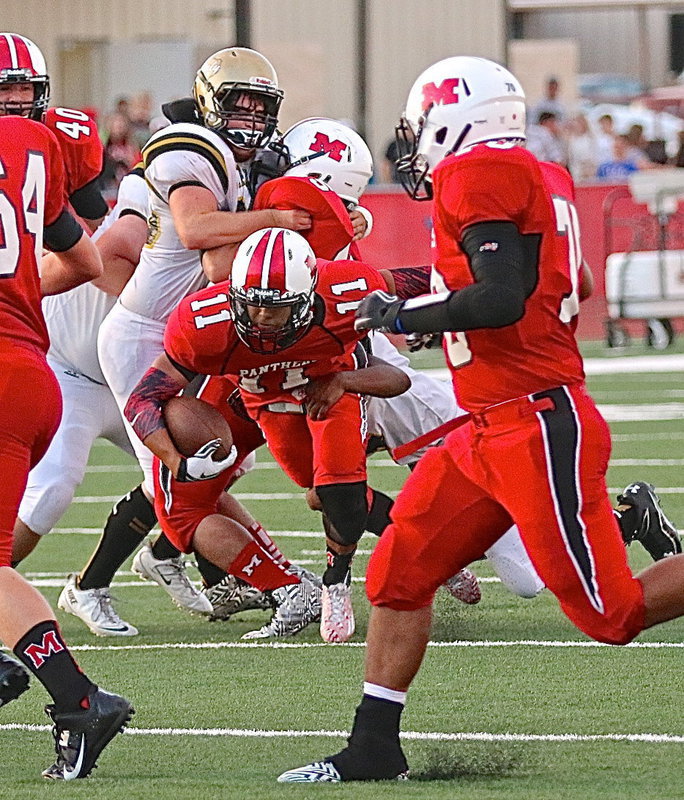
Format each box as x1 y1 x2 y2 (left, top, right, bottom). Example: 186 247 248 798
394 221 540 334
44 209 84 252
166 351 200 382
69 176 109 221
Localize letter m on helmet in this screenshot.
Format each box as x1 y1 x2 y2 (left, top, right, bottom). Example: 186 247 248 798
309 132 348 162
421 78 466 111
23 630 65 668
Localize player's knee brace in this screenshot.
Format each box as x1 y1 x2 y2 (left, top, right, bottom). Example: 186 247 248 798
316 481 368 547
366 488 394 536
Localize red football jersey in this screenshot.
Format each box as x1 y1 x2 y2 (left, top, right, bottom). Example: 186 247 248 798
254 176 354 260
431 144 585 412
164 259 387 415
0 117 69 351
43 107 103 198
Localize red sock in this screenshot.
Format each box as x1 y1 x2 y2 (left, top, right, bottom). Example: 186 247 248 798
247 522 290 568
229 541 299 591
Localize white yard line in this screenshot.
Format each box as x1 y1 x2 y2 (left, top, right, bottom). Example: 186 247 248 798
612 432 684 441
85 456 684 471
0 723 682 744
3 639 682 653
51 527 328 536
67 486 684 504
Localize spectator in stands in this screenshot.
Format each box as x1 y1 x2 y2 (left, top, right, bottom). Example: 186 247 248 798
114 95 131 120
625 123 658 165
595 113 616 166
101 111 142 200
525 111 567 166
566 112 598 183
129 91 153 150
530 76 566 123
596 134 642 181
671 130 684 167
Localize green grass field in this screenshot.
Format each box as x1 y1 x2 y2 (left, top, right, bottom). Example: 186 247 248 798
2 342 683 799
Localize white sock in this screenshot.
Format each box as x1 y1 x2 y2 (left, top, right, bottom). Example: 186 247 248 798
363 681 407 706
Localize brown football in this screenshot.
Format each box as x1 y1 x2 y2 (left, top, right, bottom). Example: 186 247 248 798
163 395 233 459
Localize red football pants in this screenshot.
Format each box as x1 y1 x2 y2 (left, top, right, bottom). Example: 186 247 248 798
367 384 645 645
0 343 61 566
154 376 266 553
256 392 368 488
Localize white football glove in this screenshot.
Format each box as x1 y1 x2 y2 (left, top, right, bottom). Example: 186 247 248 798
177 439 238 482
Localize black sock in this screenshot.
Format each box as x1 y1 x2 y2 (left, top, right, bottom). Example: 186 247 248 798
329 695 407 779
195 554 229 588
366 489 394 536
323 548 354 586
79 485 157 590
151 532 182 561
14 621 95 712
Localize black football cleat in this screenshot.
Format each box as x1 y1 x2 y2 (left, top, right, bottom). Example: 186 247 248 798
616 482 682 561
42 688 134 780
0 652 30 708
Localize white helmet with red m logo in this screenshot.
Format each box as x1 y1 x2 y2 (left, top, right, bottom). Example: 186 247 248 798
396 56 525 199
280 117 373 206
0 33 49 120
230 228 318 354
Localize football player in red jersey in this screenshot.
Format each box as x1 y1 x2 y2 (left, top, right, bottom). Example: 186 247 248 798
278 57 684 783
0 114 132 779
0 33 108 231
124 227 413 643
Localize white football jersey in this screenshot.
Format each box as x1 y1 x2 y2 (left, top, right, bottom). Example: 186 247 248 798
119 123 248 322
43 169 148 384
366 331 465 465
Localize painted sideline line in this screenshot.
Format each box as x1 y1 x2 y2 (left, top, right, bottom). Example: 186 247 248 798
3 639 679 654
1 723 682 744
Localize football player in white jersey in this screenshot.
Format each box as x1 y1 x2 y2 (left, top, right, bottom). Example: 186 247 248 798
90 47 311 615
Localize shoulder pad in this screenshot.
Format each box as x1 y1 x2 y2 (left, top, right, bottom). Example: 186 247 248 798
142 123 235 193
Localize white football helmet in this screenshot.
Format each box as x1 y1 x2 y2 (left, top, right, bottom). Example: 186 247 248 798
230 228 318 354
0 33 49 120
396 56 526 199
280 118 373 206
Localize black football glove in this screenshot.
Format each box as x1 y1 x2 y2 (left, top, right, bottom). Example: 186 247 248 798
354 290 405 333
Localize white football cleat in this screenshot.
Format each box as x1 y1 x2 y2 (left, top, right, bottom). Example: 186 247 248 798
277 761 343 783
320 582 355 643
58 575 138 637
443 568 481 605
131 541 212 615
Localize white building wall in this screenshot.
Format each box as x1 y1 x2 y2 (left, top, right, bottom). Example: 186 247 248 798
1 0 508 176
522 6 680 87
